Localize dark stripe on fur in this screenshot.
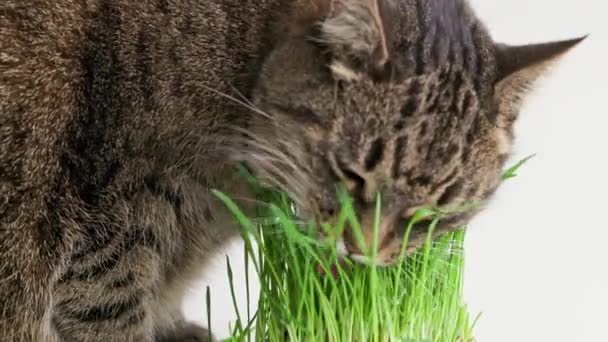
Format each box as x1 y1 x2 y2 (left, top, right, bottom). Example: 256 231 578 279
109 273 135 289
364 138 385 171
64 0 127 206
392 136 408 178
414 0 427 75
123 308 147 327
60 229 158 282
61 292 142 322
437 179 464 205
469 23 485 93
144 175 182 208
135 30 155 112
72 225 118 260
432 168 459 193
400 97 419 118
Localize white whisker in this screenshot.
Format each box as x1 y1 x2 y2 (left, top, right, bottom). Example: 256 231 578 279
201 84 273 120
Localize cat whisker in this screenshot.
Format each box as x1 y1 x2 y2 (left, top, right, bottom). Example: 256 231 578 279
246 157 308 205
201 84 273 120
228 85 258 109
236 138 310 186
228 130 314 197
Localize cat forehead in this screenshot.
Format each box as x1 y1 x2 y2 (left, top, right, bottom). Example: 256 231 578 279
329 65 477 106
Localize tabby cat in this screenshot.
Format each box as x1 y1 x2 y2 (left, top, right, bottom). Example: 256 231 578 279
0 0 582 340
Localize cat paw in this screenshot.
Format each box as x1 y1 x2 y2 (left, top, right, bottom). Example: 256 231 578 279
156 323 215 342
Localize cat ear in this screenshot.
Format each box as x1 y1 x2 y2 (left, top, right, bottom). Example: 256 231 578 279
494 36 586 121
319 0 390 80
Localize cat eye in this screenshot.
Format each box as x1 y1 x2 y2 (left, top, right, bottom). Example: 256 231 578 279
340 166 366 189
333 158 367 195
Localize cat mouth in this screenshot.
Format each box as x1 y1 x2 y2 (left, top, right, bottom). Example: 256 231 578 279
336 236 376 265
315 237 350 278
317 238 391 278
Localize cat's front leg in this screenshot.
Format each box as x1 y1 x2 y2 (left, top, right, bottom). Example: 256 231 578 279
155 322 215 342
0 209 66 341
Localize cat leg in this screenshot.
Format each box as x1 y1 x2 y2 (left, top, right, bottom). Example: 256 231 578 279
51 224 165 341
0 223 64 341
150 286 215 342
156 322 214 342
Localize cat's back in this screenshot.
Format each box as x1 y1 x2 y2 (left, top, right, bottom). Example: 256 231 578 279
0 0 283 220
1 2 278 337
1 0 88 228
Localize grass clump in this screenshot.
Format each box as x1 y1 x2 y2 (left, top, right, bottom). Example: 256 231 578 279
213 189 474 341
211 158 531 341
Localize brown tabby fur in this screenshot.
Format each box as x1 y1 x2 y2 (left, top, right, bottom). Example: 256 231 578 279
0 0 582 341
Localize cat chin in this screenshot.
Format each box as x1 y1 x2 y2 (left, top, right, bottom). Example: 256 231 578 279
336 237 349 257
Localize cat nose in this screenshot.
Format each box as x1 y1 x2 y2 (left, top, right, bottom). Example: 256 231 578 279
330 156 378 203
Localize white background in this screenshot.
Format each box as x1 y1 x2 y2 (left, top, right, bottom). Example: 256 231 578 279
184 1 608 341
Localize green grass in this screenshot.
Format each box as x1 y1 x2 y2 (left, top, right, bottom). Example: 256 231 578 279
211 158 531 342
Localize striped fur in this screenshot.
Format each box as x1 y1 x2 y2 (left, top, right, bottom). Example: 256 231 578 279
0 0 581 340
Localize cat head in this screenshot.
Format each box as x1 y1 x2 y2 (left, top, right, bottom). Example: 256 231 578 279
241 0 584 265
